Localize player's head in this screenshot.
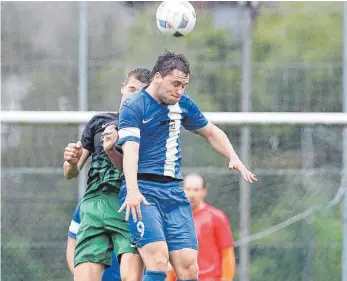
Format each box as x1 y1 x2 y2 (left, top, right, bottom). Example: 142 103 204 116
183 173 207 211
151 51 190 105
120 68 153 106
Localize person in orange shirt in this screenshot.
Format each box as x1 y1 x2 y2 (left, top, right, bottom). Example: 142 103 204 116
167 173 236 281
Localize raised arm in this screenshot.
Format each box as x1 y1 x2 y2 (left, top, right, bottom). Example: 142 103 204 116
194 122 256 183
63 141 90 179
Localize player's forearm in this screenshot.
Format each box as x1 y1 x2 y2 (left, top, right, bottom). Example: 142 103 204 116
207 125 240 162
66 237 76 274
122 142 140 192
221 247 236 281
105 148 123 171
64 161 80 179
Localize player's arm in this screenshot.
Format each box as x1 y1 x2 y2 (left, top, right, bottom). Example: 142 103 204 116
193 122 239 162
66 236 76 274
122 141 140 192
214 211 236 281
183 96 256 183
221 247 236 281
193 122 256 183
66 202 81 274
102 125 123 171
64 116 96 179
117 103 149 221
63 145 90 179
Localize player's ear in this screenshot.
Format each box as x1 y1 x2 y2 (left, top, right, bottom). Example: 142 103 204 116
120 83 125 94
202 187 208 198
154 72 162 83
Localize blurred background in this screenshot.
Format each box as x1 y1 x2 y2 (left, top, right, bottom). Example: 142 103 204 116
1 1 344 281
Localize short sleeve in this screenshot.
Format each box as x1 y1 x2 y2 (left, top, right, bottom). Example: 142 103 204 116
68 201 82 239
81 116 96 152
182 97 208 131
214 211 234 249
118 103 142 146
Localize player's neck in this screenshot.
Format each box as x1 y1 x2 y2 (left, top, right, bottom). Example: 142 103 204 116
193 202 206 213
145 84 161 104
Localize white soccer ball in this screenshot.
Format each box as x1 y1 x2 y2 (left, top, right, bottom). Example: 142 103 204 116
156 1 196 37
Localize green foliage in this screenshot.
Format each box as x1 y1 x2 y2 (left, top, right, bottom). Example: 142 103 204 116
1 2 344 281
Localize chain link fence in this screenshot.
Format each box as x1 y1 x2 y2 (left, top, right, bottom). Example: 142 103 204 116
1 2 344 281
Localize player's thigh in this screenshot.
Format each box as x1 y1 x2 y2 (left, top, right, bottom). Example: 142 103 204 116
103 196 139 258
169 248 198 280
164 202 198 252
74 262 104 281
75 199 113 267
120 253 144 281
124 203 167 249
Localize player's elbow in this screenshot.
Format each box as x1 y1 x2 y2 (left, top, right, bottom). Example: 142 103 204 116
64 173 75 180
64 170 79 180
205 123 221 142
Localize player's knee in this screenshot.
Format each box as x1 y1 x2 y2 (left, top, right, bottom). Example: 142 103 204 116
146 251 169 271
186 260 199 278
175 258 199 279
122 271 142 281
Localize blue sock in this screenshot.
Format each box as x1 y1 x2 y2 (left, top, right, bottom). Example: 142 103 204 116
143 270 167 281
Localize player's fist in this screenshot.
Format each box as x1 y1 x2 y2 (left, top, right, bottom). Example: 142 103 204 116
229 157 257 184
64 141 83 165
102 125 119 152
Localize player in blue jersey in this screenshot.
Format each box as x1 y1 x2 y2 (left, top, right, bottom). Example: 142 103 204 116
117 51 257 281
63 68 153 281
67 201 121 281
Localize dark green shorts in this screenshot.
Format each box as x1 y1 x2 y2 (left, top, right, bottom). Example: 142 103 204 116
74 194 137 267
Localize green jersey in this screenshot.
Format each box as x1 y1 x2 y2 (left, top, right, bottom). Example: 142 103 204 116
81 113 121 200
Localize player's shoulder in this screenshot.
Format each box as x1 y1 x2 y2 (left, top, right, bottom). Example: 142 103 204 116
122 90 145 108
87 112 119 129
91 112 119 122
179 92 200 110
179 92 193 104
205 204 229 220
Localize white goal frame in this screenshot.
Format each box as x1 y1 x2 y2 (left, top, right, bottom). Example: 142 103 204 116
1 111 347 125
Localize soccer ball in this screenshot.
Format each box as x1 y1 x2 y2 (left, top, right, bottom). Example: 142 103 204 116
156 1 196 37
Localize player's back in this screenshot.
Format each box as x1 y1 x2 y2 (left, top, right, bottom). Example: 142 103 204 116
82 112 122 200
118 89 208 180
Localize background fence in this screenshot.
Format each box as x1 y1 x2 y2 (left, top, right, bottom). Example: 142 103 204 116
1 2 345 281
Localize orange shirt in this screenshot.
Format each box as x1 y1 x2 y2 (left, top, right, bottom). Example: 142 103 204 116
194 204 233 281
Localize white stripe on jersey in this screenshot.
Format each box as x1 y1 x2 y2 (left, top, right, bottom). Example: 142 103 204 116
69 220 80 235
164 103 182 178
119 127 141 139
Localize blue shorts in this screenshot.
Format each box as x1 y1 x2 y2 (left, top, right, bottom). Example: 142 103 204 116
119 180 198 252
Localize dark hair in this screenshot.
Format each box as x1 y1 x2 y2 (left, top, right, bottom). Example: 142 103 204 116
125 68 153 85
152 51 190 77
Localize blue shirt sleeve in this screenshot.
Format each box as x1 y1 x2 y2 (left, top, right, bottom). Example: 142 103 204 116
182 96 209 131
68 201 82 239
118 102 142 146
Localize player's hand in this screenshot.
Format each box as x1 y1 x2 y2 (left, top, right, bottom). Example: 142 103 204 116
64 141 83 165
102 125 119 152
229 158 257 183
118 190 150 222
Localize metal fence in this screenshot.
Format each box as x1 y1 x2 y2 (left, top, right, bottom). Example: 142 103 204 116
1 2 344 281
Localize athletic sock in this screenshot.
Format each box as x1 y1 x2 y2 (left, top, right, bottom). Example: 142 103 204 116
143 270 167 281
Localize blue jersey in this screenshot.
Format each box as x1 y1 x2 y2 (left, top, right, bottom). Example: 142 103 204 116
118 89 208 180
68 202 121 281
